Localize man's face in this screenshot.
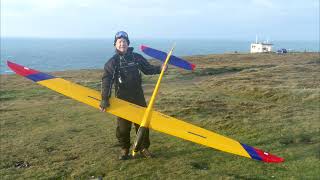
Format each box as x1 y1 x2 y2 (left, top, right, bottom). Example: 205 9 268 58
115 38 128 54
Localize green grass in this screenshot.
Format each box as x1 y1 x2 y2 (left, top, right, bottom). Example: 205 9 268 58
1 53 319 179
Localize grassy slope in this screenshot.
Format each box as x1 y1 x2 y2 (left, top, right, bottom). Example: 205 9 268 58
0 53 319 179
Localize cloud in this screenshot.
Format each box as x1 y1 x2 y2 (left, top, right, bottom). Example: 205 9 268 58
252 0 275 9
2 0 65 9
2 0 66 18
1 0 318 39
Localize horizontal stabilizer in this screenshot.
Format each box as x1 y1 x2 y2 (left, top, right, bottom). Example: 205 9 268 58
141 45 195 70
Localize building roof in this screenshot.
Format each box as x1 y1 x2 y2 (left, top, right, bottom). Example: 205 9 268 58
251 42 273 45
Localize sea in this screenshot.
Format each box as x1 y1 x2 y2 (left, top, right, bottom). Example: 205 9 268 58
1 38 319 74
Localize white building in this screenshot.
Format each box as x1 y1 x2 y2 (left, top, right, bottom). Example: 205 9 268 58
250 43 273 53
250 36 273 53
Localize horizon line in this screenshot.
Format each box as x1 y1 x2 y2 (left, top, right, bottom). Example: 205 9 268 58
1 36 319 42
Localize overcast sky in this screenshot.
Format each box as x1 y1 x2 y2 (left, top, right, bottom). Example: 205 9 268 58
1 0 319 40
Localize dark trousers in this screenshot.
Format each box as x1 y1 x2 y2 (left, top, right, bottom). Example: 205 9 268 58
116 118 150 149
116 89 150 150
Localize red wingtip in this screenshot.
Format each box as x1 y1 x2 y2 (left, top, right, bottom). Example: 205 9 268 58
7 60 13 67
254 147 284 163
191 63 196 70
140 45 147 51
7 60 39 77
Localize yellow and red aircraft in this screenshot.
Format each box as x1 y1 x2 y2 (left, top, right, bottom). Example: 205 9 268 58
6 46 284 163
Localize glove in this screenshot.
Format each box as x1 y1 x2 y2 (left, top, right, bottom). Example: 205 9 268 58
100 99 110 111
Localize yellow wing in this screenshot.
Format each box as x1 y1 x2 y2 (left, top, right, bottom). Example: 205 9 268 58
7 61 284 163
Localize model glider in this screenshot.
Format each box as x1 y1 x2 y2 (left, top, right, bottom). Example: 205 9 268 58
7 60 284 163
141 45 196 70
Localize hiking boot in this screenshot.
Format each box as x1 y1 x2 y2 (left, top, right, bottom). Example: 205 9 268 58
140 148 154 158
118 148 130 160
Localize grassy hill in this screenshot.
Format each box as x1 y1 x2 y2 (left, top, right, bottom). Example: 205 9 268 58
1 52 319 179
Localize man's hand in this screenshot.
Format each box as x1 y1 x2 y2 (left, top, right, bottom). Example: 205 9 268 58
100 99 110 112
162 64 168 72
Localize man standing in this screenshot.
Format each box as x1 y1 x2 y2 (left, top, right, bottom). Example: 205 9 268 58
100 31 163 160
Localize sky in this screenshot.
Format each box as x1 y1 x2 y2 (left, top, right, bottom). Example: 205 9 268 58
1 0 319 40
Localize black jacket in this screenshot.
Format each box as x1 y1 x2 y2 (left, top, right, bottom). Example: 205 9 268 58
101 47 161 104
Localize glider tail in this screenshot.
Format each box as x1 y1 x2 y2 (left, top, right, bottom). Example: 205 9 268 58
140 45 196 70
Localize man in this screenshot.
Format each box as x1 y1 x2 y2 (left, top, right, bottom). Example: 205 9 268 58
100 31 165 160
